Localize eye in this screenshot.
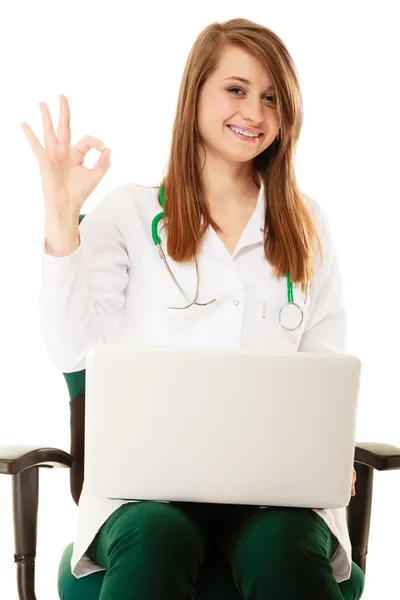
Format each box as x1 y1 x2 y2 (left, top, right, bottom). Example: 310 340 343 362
227 87 276 103
228 87 244 96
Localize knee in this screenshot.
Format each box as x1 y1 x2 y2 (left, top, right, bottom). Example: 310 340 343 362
236 508 322 558
93 503 204 599
231 507 330 579
352 562 365 596
108 502 204 558
353 562 365 599
230 508 346 598
339 561 365 600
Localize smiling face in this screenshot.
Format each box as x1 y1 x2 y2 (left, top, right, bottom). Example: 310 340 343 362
196 44 281 167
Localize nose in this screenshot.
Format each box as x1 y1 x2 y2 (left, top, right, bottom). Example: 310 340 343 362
240 96 264 125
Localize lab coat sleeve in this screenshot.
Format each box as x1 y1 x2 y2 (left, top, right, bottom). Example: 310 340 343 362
298 205 347 354
39 184 131 373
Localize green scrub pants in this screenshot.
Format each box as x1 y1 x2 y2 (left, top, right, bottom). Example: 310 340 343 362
58 501 365 599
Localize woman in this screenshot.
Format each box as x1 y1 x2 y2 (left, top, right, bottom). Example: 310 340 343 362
22 17 363 600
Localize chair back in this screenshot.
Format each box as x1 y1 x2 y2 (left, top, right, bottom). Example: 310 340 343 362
64 371 86 504
63 213 87 505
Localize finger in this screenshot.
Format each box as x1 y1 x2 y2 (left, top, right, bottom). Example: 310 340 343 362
20 122 47 163
39 102 58 150
88 148 111 186
71 135 106 166
57 94 71 146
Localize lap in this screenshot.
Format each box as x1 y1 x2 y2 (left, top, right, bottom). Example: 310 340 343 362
81 502 363 600
87 501 339 567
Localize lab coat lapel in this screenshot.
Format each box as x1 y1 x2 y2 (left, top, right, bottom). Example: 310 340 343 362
234 179 266 254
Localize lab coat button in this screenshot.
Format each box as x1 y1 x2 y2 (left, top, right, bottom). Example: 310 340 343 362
233 299 240 306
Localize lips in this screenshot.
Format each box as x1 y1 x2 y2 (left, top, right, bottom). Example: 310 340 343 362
227 125 263 138
227 124 263 135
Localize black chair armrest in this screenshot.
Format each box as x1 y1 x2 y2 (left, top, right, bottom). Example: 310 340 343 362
354 442 400 471
0 444 73 475
349 441 400 575
0 445 73 600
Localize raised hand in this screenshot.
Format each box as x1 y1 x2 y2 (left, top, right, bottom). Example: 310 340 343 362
21 94 111 224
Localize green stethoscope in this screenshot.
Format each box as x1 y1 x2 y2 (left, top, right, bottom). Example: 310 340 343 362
151 184 308 330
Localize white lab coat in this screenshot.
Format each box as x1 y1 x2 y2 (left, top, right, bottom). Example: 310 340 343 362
39 176 352 583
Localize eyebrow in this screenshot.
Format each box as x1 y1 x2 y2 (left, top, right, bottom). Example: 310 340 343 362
222 76 275 91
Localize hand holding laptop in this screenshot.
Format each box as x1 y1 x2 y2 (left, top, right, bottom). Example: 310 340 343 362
351 468 357 497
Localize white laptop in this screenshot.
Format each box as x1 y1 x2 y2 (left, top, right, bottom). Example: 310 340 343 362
84 344 361 509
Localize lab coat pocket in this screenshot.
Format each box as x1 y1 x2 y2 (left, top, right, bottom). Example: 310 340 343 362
295 283 311 313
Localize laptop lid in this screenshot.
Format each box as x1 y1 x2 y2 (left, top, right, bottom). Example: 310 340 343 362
84 345 361 509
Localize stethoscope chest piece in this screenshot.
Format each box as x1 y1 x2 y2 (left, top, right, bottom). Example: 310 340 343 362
279 302 304 331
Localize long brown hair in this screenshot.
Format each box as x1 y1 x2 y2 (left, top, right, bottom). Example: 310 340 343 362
160 17 322 288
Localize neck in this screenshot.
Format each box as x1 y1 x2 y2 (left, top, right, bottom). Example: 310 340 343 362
200 155 259 209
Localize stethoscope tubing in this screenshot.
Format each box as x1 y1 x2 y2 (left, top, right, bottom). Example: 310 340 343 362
151 184 308 326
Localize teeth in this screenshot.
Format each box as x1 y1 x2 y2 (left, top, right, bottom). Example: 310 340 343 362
229 125 260 138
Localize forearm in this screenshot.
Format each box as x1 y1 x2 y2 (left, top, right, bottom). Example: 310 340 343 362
40 242 101 372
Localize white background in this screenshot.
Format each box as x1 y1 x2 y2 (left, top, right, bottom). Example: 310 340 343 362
0 1 399 598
